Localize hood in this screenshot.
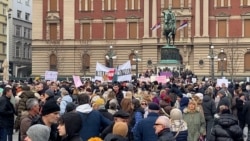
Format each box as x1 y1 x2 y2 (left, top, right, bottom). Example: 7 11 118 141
217 113 238 128
61 112 82 139
61 95 72 103
180 97 189 107
20 91 35 98
104 134 128 141
203 95 212 102
76 104 93 113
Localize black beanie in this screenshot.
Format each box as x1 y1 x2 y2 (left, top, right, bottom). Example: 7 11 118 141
41 100 60 116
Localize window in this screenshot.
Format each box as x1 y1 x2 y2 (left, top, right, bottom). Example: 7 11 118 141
172 0 180 8
104 0 115 10
245 52 250 71
82 54 90 70
28 46 31 59
25 13 30 21
81 0 91 11
184 0 189 8
175 20 180 40
244 19 250 37
217 0 229 7
82 23 90 40
164 0 169 8
16 42 21 57
129 22 137 39
3 24 6 35
50 0 57 11
105 23 113 39
128 0 139 10
50 23 57 40
218 53 227 71
25 0 30 6
218 20 226 37
3 5 7 15
50 54 57 71
3 43 6 55
27 29 31 39
16 25 22 37
243 0 248 6
24 27 27 38
17 10 22 18
23 45 26 58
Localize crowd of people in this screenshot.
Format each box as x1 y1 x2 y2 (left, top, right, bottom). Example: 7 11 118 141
0 75 249 141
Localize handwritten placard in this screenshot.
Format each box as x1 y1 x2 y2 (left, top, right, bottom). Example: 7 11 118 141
73 75 83 88
45 71 58 81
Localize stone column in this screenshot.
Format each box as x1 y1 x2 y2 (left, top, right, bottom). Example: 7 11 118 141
195 0 200 37
152 0 157 37
143 0 149 38
203 0 209 37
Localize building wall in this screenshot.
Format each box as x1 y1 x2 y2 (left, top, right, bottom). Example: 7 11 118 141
32 0 250 79
0 0 8 64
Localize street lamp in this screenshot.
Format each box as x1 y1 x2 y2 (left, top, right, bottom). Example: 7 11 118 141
207 44 217 81
133 50 141 79
218 48 226 78
105 46 117 68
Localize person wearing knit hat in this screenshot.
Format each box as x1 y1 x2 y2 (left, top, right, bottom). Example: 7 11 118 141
25 124 50 141
57 112 82 141
104 122 128 141
170 108 188 141
41 100 60 116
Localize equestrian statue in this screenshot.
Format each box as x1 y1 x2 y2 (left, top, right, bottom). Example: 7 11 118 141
162 8 176 46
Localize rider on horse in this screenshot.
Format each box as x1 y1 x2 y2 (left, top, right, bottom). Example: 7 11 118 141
162 7 176 45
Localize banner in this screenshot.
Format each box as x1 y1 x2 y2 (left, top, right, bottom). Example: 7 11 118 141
95 62 114 82
160 72 173 78
117 61 132 82
73 75 83 88
45 71 58 81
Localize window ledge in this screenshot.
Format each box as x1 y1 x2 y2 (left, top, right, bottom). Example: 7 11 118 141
103 10 117 12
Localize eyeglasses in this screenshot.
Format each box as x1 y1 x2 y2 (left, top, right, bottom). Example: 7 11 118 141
154 123 162 126
141 103 147 106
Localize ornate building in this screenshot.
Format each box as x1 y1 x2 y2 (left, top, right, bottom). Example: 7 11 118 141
32 0 250 79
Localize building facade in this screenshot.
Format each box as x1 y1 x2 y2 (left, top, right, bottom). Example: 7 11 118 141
32 0 250 79
9 0 32 77
0 0 8 73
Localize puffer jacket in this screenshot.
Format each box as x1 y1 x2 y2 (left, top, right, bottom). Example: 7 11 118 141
210 113 243 141
14 91 35 130
202 95 216 120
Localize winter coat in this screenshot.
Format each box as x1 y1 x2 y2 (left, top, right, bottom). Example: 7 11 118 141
61 112 83 141
99 108 114 121
210 113 243 141
243 101 250 125
183 108 206 141
104 133 128 141
0 95 15 128
131 107 144 133
14 91 35 130
202 95 216 120
157 128 176 141
180 97 189 113
20 112 39 141
170 120 188 141
76 104 111 141
134 112 159 141
60 95 73 115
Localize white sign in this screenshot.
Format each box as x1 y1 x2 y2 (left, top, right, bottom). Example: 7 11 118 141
117 61 132 82
45 71 58 81
247 77 250 82
217 78 229 87
95 62 112 82
192 78 197 83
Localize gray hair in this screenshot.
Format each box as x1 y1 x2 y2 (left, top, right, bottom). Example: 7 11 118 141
26 98 39 110
156 116 171 128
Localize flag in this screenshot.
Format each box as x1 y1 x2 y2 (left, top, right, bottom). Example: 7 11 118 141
177 20 188 31
151 22 161 30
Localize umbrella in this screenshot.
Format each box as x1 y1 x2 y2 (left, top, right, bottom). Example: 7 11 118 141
2 59 9 81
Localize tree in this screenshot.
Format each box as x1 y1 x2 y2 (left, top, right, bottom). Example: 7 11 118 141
226 38 240 82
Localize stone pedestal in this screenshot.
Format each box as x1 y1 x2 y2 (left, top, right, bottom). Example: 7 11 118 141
160 45 180 65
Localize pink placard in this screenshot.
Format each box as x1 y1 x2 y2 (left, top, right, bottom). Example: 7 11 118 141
156 76 167 84
73 75 83 88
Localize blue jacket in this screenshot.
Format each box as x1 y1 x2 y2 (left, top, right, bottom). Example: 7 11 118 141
76 104 111 141
134 112 159 141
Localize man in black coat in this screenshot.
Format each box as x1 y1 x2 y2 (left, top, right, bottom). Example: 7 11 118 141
216 90 230 113
0 87 16 141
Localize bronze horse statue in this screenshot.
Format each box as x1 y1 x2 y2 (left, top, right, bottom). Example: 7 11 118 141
162 9 176 46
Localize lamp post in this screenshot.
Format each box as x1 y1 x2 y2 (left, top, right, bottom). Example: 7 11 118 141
105 46 117 68
133 50 141 79
207 44 217 81
218 48 226 78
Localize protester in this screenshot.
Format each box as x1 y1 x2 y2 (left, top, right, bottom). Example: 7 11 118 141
0 87 15 141
59 88 73 115
24 124 50 141
134 102 160 141
57 112 82 141
216 90 230 112
20 98 40 141
104 122 128 141
154 116 176 141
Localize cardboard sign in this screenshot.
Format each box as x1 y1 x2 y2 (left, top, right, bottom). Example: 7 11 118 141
45 71 58 81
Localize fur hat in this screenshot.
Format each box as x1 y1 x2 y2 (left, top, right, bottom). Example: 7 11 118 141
26 124 50 141
170 108 182 120
112 122 128 137
41 100 60 116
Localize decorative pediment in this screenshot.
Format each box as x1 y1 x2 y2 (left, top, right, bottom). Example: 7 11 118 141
215 12 230 17
126 15 140 19
102 16 116 20
46 12 60 23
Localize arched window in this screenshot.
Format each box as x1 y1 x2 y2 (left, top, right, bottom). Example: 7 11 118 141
245 52 250 71
218 52 227 71
49 53 57 71
129 53 136 70
82 54 90 70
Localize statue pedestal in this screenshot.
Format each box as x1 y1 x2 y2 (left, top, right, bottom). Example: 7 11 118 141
159 45 180 65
